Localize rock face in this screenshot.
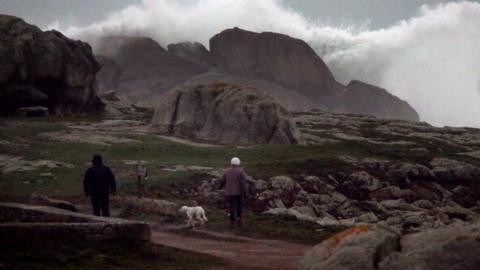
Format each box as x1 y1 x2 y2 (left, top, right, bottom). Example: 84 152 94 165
151 83 301 145
167 41 215 70
96 55 122 93
185 72 318 112
95 37 206 103
0 15 104 115
210 27 339 106
336 80 419 121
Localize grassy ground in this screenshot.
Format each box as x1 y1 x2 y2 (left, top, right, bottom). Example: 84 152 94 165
1 117 436 196
0 116 441 269
0 117 391 201
202 210 347 244
0 117 435 242
0 117 349 243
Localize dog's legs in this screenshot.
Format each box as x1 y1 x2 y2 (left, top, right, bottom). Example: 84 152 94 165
186 212 194 228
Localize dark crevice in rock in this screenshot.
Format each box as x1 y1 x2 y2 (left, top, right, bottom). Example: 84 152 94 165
168 92 182 134
373 229 402 270
266 120 279 144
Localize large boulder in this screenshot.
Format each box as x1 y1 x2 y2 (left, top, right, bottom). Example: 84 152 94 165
0 15 104 115
210 27 340 107
301 220 480 270
95 36 206 103
379 221 480 269
150 83 301 145
335 80 420 121
299 225 401 270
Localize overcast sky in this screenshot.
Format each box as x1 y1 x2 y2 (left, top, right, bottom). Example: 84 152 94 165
0 0 474 30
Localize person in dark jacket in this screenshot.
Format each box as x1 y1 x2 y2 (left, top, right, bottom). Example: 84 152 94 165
219 157 246 227
83 154 116 217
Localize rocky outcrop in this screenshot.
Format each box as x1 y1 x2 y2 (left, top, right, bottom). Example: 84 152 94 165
95 29 419 121
380 221 480 269
150 83 301 145
95 37 206 103
167 41 215 70
335 80 419 121
210 27 339 107
300 225 401 270
0 15 104 115
300 221 480 270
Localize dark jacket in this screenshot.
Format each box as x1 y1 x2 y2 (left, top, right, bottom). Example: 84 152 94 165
83 165 116 196
219 167 246 196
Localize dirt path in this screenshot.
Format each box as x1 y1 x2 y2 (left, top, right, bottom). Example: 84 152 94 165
151 227 311 270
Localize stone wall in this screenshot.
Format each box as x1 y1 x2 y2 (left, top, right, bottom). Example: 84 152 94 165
0 203 151 247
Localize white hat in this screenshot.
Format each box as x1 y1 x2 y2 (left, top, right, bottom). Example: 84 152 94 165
231 157 241 166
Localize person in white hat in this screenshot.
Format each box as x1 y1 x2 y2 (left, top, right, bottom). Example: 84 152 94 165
218 157 247 227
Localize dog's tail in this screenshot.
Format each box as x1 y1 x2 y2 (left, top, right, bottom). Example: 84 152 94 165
201 211 208 222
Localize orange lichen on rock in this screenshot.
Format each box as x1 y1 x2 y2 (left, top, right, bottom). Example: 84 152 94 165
325 225 371 256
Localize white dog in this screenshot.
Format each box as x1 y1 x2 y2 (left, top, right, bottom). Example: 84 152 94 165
179 205 208 228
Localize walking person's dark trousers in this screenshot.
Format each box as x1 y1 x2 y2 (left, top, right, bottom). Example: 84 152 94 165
228 195 243 224
91 193 110 217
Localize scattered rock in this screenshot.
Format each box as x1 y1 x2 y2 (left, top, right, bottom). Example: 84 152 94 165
0 154 73 174
431 158 480 182
111 196 178 217
41 131 139 146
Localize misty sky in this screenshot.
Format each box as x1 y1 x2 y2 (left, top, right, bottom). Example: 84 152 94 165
0 0 474 29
